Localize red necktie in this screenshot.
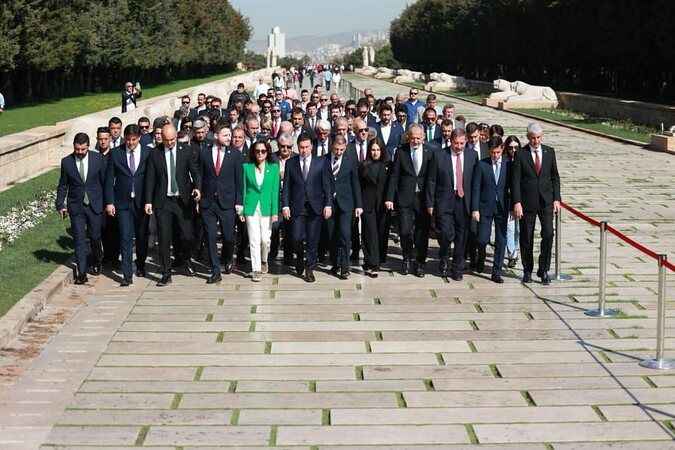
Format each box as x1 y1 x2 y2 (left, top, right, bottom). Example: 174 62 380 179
215 147 222 176
455 153 464 198
534 150 541 175
272 121 279 137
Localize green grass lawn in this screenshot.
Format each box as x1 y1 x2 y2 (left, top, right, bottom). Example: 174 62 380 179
0 168 72 317
516 108 654 143
0 71 238 137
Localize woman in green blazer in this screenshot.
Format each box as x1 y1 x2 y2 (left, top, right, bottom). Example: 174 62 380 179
240 140 280 281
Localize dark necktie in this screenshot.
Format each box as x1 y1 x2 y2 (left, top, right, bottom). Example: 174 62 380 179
534 150 541 175
455 153 464 198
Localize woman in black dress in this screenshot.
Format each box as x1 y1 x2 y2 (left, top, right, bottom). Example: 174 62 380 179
359 138 390 278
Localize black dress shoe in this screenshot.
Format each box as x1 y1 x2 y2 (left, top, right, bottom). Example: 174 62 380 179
507 257 517 269
491 274 504 284
339 267 350 280
304 268 316 283
331 266 340 277
120 277 132 287
157 274 172 287
451 272 463 281
415 263 425 278
74 273 87 285
283 256 294 266
135 266 146 278
541 272 551 286
90 264 101 276
185 260 195 276
223 263 233 275
522 271 532 283
401 260 410 276
206 274 222 284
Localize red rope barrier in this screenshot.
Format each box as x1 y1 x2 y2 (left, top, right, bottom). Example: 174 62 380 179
560 201 674 272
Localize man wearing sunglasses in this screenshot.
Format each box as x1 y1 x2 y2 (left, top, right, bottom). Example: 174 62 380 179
403 88 424 126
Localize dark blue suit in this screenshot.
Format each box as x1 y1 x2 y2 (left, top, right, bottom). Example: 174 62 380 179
104 145 151 279
423 123 443 146
472 157 511 276
199 146 243 275
324 153 362 270
56 152 106 275
376 122 404 160
281 154 333 269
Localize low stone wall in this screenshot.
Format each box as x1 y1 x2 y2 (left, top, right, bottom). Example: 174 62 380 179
557 92 675 128
0 68 276 191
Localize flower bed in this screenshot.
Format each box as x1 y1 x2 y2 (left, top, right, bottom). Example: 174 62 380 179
0 190 56 252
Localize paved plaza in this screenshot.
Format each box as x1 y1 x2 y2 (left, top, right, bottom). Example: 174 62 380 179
1 74 675 449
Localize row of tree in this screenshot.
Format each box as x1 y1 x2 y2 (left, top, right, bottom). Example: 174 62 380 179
0 0 251 104
333 44 402 71
390 0 675 102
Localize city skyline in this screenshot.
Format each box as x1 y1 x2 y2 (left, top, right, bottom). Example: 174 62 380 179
229 0 412 41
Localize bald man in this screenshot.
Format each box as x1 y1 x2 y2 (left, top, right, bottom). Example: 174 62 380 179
144 124 202 286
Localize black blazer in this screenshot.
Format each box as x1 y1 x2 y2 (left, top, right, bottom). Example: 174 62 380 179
104 145 151 210
471 157 511 216
426 147 479 215
281 155 333 216
313 138 332 157
466 142 489 160
386 143 434 209
325 153 362 213
56 152 106 215
199 146 243 210
359 160 389 213
189 106 208 120
423 123 443 145
511 144 561 212
121 90 141 113
376 122 404 160
144 143 201 208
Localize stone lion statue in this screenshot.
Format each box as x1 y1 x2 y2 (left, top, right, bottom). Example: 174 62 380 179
487 79 558 107
426 72 467 92
374 67 396 80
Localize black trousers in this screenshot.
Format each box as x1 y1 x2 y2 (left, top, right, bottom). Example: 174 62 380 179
202 206 236 275
399 192 430 264
351 217 361 260
71 205 102 275
437 194 469 274
117 203 149 279
270 218 292 262
235 217 249 262
520 205 554 274
326 206 353 269
101 213 119 265
361 208 387 269
155 197 193 274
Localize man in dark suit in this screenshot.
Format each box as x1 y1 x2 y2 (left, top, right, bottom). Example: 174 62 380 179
427 128 479 280
304 102 320 133
512 122 561 285
56 132 106 284
172 95 191 130
121 81 141 113
357 98 378 128
422 107 443 147
471 136 511 283
465 122 489 159
313 120 332 157
228 83 251 110
199 123 243 284
385 124 434 277
376 104 404 160
291 108 314 142
104 124 151 286
346 118 370 263
144 124 202 286
189 93 208 120
324 135 363 279
270 133 295 265
94 127 120 267
281 133 333 283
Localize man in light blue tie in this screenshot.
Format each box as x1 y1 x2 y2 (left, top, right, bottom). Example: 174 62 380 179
471 136 511 283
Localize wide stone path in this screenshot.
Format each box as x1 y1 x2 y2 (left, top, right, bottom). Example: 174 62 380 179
0 74 674 449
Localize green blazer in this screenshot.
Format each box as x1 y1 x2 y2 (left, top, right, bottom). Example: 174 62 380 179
242 161 280 217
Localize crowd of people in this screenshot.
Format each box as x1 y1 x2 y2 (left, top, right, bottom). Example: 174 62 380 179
57 75 561 288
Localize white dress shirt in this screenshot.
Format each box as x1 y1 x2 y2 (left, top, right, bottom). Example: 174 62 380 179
164 145 178 196
451 151 464 191
317 140 330 157
126 145 140 197
530 145 542 165
212 144 225 168
356 140 367 162
380 123 391 145
77 153 88 182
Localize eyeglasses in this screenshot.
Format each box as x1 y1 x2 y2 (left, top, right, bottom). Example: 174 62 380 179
254 149 268 154
358 128 368 133
182 101 190 105
139 125 150 130
272 109 281 113
410 91 418 95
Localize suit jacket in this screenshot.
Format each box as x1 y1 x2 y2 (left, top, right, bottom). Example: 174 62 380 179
423 123 443 145
359 160 389 213
313 137 332 158
199 146 243 210
347 140 370 164
426 147 479 216
324 153 362 213
511 144 561 212
189 105 208 120
386 143 434 209
105 145 151 210
56 152 106 215
471 157 511 216
242 162 280 217
281 154 333 216
121 90 141 113
466 142 489 160
376 122 404 160
144 143 201 208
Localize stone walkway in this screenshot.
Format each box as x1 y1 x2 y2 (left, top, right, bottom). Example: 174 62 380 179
0 74 674 449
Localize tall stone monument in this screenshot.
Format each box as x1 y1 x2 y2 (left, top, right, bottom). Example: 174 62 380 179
362 46 370 67
267 26 286 68
369 46 376 66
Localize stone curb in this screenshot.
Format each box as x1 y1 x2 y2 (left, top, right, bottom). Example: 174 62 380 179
0 264 73 349
353 74 656 150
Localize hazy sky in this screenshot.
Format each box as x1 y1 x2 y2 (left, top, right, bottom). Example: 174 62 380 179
230 0 412 40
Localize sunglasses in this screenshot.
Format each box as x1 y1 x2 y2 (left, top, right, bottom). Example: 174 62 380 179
272 109 281 112
358 128 368 133
410 92 418 95
139 125 150 130
182 101 190 105
254 149 268 154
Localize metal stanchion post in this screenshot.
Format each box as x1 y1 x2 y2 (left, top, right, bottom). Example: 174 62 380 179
585 221 619 317
640 255 675 370
554 209 572 281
